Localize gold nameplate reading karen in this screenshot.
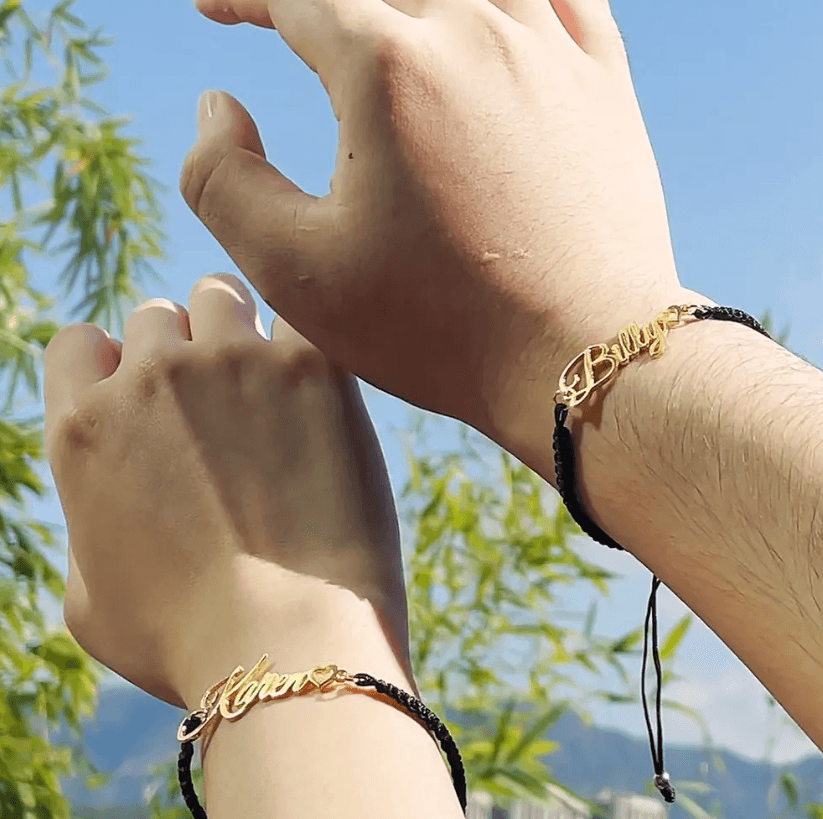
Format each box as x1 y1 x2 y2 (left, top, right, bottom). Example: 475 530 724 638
177 655 353 743
554 305 697 408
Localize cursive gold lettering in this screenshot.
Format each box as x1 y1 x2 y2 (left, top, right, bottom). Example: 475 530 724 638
617 324 639 358
235 678 263 711
220 654 271 721
556 307 690 407
267 670 314 699
257 671 283 701
647 314 673 358
179 658 351 742
608 339 629 365
556 343 617 407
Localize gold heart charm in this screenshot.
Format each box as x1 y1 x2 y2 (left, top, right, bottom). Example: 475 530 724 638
310 665 338 689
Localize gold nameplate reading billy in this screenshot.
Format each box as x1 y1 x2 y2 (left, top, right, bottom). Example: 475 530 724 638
177 655 354 743
555 304 699 408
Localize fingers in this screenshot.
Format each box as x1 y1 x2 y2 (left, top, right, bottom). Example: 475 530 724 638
193 0 625 70
194 0 409 81
46 275 270 445
119 299 191 370
44 325 122 452
180 91 335 320
194 0 275 28
188 274 269 343
548 0 627 66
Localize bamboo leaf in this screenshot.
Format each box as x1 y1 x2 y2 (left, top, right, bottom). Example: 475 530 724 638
781 772 799 808
489 699 518 765
659 613 693 661
504 703 566 764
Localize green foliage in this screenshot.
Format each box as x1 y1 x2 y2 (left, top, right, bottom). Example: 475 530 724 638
140 310 817 817
0 2 816 816
393 413 708 813
0 0 166 816
141 410 702 817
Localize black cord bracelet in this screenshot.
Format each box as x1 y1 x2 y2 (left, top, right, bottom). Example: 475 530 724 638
552 304 772 803
177 671 467 817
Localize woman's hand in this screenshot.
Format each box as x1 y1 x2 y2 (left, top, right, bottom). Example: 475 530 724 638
182 0 700 474
44 274 413 711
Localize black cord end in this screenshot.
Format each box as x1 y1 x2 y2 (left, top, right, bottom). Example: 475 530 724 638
654 772 676 803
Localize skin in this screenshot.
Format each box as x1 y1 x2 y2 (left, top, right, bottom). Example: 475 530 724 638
44 0 716 739
44 275 416 710
180 0 707 476
43 1 823 815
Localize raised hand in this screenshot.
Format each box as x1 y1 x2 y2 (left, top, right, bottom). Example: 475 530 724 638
44 274 413 711
182 0 703 482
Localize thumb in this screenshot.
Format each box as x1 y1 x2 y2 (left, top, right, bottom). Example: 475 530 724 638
180 90 332 315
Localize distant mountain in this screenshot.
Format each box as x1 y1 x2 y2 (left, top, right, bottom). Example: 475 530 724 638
57 683 823 818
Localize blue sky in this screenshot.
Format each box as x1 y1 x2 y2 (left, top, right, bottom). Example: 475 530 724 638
16 0 823 767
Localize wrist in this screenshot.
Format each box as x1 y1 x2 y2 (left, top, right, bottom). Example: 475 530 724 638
490 286 715 495
492 292 823 764
175 578 417 715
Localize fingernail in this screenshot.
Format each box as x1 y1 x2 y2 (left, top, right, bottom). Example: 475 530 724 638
197 90 220 137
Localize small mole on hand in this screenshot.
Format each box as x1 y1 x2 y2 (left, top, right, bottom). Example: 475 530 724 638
348 153 354 159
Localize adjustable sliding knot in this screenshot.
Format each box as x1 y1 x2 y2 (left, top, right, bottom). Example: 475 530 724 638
552 303 772 805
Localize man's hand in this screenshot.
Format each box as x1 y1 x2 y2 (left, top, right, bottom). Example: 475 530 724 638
182 0 692 471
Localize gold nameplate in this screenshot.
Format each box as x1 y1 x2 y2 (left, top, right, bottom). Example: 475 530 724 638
177 655 354 743
554 305 697 408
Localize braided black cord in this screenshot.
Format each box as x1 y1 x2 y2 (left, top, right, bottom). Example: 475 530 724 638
353 673 468 814
177 678 466 818
552 305 771 804
177 305 772 817
178 714 207 819
691 305 773 337
553 403 625 552
553 306 771 550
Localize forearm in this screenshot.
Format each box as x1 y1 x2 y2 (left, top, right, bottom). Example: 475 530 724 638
504 304 823 748
180 591 464 819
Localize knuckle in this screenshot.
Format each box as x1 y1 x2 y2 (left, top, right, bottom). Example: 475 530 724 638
180 144 231 223
133 359 163 402
44 323 102 363
179 148 203 212
128 348 192 405
141 347 193 394
366 21 419 72
337 5 423 78
51 404 106 457
280 340 333 385
215 341 270 383
162 342 262 392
